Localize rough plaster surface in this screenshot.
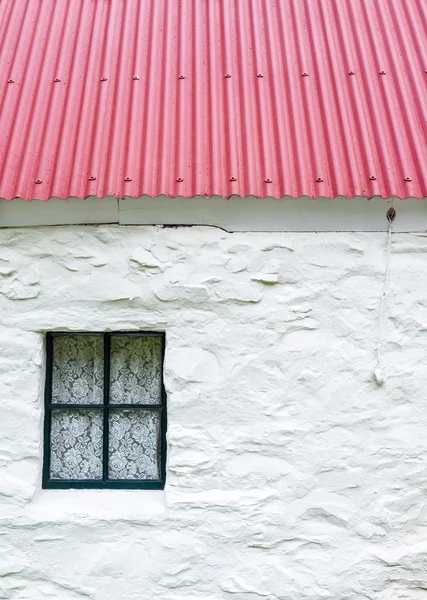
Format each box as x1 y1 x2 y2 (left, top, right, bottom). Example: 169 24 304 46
0 225 427 600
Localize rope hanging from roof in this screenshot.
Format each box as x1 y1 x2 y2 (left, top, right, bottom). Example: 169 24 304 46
374 207 395 386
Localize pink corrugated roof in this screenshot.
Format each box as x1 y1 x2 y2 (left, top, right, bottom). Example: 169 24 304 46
0 0 427 201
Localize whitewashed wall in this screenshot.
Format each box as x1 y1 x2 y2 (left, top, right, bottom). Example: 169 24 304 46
0 224 427 600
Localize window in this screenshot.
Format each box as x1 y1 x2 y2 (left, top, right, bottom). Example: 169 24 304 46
43 332 166 489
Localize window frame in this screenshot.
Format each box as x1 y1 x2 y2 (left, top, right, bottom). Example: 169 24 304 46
42 331 167 490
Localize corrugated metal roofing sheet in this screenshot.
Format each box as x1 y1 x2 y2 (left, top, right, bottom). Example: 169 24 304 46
0 0 427 201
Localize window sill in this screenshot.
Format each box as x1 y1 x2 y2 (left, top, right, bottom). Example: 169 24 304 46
23 488 165 522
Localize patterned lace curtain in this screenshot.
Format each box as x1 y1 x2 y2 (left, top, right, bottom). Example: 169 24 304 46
50 335 162 481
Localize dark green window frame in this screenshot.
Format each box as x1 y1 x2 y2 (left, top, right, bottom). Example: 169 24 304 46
43 331 167 490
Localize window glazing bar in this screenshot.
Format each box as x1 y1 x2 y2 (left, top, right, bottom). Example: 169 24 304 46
103 333 111 481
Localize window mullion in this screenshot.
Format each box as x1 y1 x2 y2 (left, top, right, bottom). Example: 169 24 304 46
103 334 111 482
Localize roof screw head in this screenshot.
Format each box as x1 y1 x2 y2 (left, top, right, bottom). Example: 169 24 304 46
176 177 183 182
7 79 14 83
265 178 272 183
348 71 355 75
316 177 323 183
257 73 263 78
54 78 61 82
124 177 132 182
225 74 231 78
379 70 386 75
133 76 139 80
302 72 309 77
89 176 96 181
35 179 42 184
369 175 376 180
229 176 236 182
178 75 185 79
101 77 107 81
404 176 412 182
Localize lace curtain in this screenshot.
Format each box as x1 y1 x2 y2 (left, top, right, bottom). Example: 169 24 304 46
50 410 103 479
50 334 162 481
110 336 162 404
52 336 104 404
109 411 160 479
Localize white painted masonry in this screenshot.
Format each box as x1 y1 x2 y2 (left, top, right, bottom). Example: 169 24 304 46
1 219 427 599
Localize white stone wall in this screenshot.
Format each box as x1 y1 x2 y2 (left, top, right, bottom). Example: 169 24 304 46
0 224 427 600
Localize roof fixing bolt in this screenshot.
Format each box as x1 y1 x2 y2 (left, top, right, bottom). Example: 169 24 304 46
379 70 386 75
302 72 309 77
387 207 396 223
89 176 96 181
265 178 272 183
348 71 355 75
225 74 231 78
229 176 236 181
176 177 183 182
35 179 42 184
54 78 61 82
316 177 323 183
178 75 185 79
404 176 412 182
257 73 263 78
124 177 132 182
133 76 139 80
369 175 376 180
7 79 14 83
101 77 107 81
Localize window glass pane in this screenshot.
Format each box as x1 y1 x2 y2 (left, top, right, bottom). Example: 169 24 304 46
110 336 162 404
50 410 103 480
109 410 161 480
52 336 103 404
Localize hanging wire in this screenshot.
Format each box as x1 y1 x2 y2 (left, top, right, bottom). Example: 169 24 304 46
374 208 395 385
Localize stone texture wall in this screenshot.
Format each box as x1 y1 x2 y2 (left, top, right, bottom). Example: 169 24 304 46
0 225 426 599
